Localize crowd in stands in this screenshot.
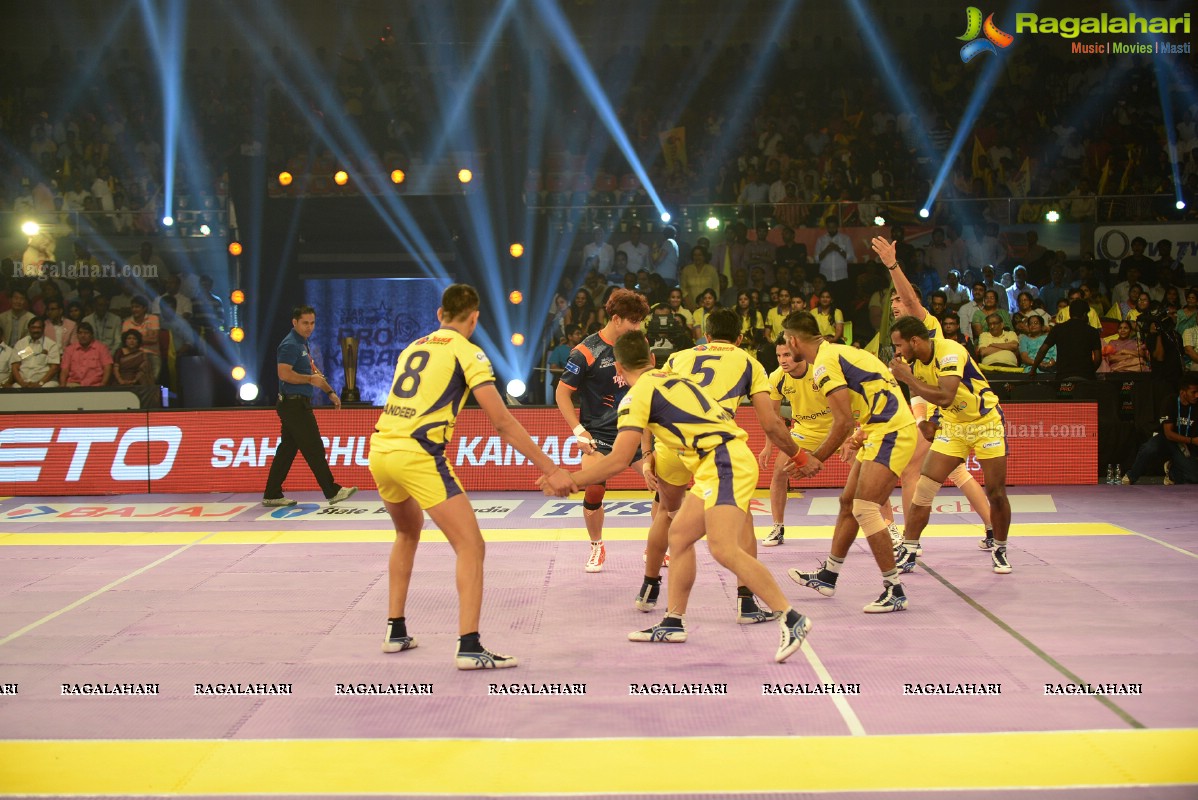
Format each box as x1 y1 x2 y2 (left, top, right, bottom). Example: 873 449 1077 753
545 220 1198 389
0 240 228 393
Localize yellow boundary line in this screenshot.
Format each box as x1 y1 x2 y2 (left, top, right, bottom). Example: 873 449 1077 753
0 522 1130 547
0 730 1194 794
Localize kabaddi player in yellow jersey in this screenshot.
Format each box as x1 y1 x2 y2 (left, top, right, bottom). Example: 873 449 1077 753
370 285 576 670
554 331 813 662
757 335 835 546
782 311 916 613
871 236 994 549
636 308 801 624
889 316 1013 574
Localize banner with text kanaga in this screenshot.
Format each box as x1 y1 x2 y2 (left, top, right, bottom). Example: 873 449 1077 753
0 404 1096 495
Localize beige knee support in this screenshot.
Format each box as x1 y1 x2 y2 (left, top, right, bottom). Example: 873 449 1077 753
852 499 887 537
948 463 974 487
912 474 942 507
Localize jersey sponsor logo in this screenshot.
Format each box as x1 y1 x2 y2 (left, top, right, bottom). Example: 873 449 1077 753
475 352 488 362
940 353 960 366
599 358 615 368
813 364 828 380
815 375 831 390
565 361 581 375
694 345 708 351
618 395 633 409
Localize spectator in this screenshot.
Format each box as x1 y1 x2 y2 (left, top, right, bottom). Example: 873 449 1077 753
1039 264 1072 312
1118 237 1157 288
0 288 33 347
976 313 1020 368
941 311 974 357
113 329 155 386
563 289 597 332
121 296 161 378
615 224 649 274
83 294 122 354
1100 321 1148 373
679 245 719 309
547 325 583 387
1005 265 1040 313
971 289 1011 339
691 289 718 343
812 289 844 343
940 270 970 308
0 341 13 388
1012 292 1051 334
774 226 808 278
194 275 226 330
42 298 77 349
764 286 792 343
710 223 747 285
1144 305 1186 388
927 290 948 322
719 267 748 309
1180 287 1198 335
1033 299 1102 380
1106 283 1143 322
1122 375 1198 485
133 241 168 281
11 317 61 388
582 226 614 278
1183 315 1198 372
650 225 679 285
814 215 855 286
744 221 776 271
957 282 986 342
911 250 941 299
60 322 113 387
1111 263 1149 309
664 288 694 331
1058 288 1102 329
150 274 193 319
1018 315 1054 373
925 227 953 278
733 291 764 353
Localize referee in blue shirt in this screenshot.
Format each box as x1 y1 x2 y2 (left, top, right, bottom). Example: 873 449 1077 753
263 305 357 507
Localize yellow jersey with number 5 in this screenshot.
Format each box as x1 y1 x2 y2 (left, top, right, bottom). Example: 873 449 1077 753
371 328 495 453
664 342 771 415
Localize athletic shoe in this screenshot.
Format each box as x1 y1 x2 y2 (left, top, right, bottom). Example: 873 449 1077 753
328 486 358 506
628 620 687 643
787 563 837 597
586 543 606 573
991 546 1012 574
455 648 518 670
641 550 670 567
894 545 918 574
775 613 813 663
1164 461 1174 486
634 579 660 612
888 522 902 548
863 583 908 613
738 607 782 624
978 536 995 551
762 524 785 547
262 497 298 507
382 632 418 653
1120 475 1131 485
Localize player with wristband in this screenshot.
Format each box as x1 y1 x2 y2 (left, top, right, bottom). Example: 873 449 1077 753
782 310 918 613
870 236 994 550
757 335 833 547
639 310 803 624
556 289 651 572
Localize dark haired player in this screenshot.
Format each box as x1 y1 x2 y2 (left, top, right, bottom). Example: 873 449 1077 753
556 288 652 572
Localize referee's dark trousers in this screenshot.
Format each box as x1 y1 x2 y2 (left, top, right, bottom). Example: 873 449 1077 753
264 396 340 499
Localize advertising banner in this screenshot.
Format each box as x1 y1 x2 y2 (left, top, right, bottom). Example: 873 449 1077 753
0 404 1095 496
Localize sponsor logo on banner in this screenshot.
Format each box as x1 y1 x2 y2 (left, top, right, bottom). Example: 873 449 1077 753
1 503 252 523
532 499 768 519
807 494 1057 515
254 500 521 522
1095 224 1198 263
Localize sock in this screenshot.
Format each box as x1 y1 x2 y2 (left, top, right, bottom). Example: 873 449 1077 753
736 585 753 598
386 617 407 638
591 540 603 547
662 612 685 627
985 526 994 536
995 540 1007 549
784 607 802 626
823 554 845 577
458 632 482 653
644 575 661 586
902 538 920 549
737 586 760 613
881 568 900 587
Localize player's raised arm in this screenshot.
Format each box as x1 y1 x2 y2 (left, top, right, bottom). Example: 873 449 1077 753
475 383 576 495
872 236 926 319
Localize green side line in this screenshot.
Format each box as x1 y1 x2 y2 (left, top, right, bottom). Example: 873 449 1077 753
919 561 1145 730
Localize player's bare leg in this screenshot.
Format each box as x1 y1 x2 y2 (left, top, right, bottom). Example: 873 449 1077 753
979 456 1012 573
636 480 685 611
893 450 957 574
763 455 790 546
381 496 424 653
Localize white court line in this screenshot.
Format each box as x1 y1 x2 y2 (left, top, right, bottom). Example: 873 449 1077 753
800 638 867 737
0 532 218 648
1128 531 1198 560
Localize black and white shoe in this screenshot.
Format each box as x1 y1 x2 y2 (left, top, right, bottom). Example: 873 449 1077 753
775 612 813 663
634 579 660 612
863 583 908 613
455 648 518 670
991 546 1012 574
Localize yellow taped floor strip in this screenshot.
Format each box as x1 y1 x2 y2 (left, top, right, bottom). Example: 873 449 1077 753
0 523 1132 547
0 730 1194 794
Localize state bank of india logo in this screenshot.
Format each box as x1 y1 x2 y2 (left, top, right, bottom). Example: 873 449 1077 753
958 7 1014 62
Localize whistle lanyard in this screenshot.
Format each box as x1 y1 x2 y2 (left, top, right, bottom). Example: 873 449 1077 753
1179 399 1194 437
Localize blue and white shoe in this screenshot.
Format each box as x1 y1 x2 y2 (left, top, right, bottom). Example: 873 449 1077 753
762 524 785 547
737 602 782 625
978 536 995 551
455 648 518 670
634 580 661 612
628 620 687 643
863 583 908 613
775 613 813 662
788 563 837 597
382 620 417 653
894 545 918 574
991 546 1012 574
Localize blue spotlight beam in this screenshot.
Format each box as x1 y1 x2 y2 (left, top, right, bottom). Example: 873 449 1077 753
136 0 186 218
530 0 667 216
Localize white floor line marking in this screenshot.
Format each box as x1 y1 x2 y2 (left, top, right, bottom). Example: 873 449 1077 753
0 533 218 647
1128 531 1198 560
800 639 867 737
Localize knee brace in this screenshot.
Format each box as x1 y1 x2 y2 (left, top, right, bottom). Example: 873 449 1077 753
583 483 606 514
851 499 886 536
912 474 942 507
948 463 974 487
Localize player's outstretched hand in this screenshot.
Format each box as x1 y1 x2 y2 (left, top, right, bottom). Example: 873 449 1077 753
542 468 578 497
797 455 823 477
757 445 771 471
641 457 659 492
871 236 897 268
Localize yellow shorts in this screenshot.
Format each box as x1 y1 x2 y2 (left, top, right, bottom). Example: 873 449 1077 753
856 423 918 477
653 441 694 488
791 425 828 454
368 443 464 508
683 439 758 511
932 411 1007 460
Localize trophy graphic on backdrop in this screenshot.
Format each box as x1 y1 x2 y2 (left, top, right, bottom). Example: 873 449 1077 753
340 336 361 404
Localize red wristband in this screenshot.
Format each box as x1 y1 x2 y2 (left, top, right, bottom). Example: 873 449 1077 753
790 450 808 467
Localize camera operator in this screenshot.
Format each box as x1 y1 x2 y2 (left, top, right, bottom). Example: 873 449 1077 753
1141 303 1184 391
1123 374 1198 485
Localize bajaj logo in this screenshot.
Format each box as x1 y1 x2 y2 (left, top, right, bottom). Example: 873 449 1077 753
958 7 1014 62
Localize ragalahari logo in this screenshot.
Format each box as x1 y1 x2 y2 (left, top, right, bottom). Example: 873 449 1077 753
958 7 1014 62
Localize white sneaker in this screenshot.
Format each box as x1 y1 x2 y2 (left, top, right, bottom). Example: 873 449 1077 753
762 523 785 547
888 522 902 548
1163 461 1174 486
262 497 298 507
586 542 606 573
329 486 357 505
